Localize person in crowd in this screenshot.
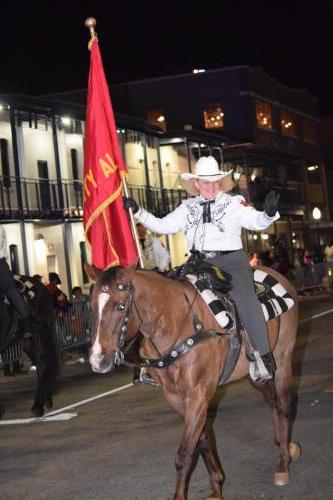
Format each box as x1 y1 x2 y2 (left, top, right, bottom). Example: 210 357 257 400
32 274 43 282
46 272 70 314
72 285 89 303
275 239 290 275
0 224 31 338
261 249 274 267
248 252 262 268
124 156 280 382
324 241 333 264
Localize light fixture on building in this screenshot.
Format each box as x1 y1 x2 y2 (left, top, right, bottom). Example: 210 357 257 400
262 234 269 240
253 234 258 240
307 165 319 171
234 172 241 181
312 207 322 220
34 234 46 261
0 104 3 111
250 173 256 181
61 116 71 126
157 115 165 122
192 68 206 74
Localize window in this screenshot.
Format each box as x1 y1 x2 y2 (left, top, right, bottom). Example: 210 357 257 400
203 104 224 129
0 138 11 188
302 118 318 144
146 110 167 131
255 100 273 130
71 148 81 192
80 241 89 284
280 110 296 137
9 244 20 274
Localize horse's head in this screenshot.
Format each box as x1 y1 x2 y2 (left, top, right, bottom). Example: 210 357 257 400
85 263 137 374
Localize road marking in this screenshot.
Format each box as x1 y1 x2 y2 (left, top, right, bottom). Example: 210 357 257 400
0 412 78 426
44 382 134 417
299 308 333 325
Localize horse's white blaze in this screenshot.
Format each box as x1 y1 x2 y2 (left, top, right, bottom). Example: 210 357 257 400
91 292 110 358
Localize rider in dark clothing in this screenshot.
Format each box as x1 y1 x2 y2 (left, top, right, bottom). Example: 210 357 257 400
0 224 31 337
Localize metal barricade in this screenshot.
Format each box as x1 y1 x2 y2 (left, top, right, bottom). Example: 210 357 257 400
1 338 23 365
55 301 92 351
1 301 93 369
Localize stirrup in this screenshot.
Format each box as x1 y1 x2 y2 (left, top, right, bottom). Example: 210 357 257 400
249 351 274 383
137 367 159 387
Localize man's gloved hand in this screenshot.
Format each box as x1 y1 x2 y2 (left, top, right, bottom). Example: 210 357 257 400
264 191 280 217
123 197 139 214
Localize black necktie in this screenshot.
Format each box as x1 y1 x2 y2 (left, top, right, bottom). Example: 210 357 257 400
200 199 215 223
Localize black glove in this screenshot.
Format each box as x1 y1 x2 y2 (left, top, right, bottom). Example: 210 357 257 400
264 191 280 217
123 197 139 214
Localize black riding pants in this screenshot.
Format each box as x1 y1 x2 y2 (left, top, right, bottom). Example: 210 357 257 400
0 258 28 319
210 249 271 355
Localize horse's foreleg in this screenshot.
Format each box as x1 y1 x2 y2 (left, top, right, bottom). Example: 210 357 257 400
273 359 297 485
197 426 224 499
173 398 209 500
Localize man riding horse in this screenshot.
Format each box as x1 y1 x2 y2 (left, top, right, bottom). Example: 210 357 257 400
124 156 280 382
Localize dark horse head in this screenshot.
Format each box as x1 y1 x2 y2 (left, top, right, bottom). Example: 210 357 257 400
85 263 139 374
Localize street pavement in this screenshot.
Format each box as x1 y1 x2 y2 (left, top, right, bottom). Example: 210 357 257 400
0 296 332 500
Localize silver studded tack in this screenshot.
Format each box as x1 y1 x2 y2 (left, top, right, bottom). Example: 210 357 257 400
121 325 127 332
196 323 202 330
118 284 124 290
124 317 129 322
158 361 164 367
187 338 194 346
171 350 178 358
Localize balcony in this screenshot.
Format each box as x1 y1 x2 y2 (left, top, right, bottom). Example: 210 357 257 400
0 176 188 221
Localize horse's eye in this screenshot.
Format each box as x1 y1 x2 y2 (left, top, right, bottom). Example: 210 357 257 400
117 303 126 311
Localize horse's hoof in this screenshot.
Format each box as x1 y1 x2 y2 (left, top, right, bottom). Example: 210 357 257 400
274 471 290 486
31 405 44 418
289 441 301 462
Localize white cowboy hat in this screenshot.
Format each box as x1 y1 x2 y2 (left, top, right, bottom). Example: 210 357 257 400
180 156 233 182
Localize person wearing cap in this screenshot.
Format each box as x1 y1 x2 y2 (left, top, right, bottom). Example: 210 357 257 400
124 156 280 382
0 224 32 340
46 272 69 313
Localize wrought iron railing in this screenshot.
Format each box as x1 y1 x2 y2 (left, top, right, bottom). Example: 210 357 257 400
0 176 188 220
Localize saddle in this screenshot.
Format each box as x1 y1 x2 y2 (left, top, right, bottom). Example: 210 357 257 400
167 252 295 385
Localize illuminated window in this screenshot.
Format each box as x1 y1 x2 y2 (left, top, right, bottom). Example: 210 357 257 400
280 110 296 137
147 110 166 131
302 118 318 144
255 100 272 130
203 104 224 129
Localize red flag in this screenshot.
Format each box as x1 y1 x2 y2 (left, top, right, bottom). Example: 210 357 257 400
83 38 138 270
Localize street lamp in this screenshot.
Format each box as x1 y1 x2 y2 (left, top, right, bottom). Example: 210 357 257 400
312 207 322 245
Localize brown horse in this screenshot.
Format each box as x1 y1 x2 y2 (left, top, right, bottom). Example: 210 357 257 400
86 263 301 500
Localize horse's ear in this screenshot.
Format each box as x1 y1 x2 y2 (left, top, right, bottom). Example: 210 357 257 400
118 260 138 280
84 262 101 282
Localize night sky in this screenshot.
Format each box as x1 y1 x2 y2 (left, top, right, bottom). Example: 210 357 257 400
1 0 333 114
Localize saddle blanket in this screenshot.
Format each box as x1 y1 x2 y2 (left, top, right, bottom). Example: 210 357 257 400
187 268 295 329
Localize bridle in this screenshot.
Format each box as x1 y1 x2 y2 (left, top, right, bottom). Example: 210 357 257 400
101 280 138 366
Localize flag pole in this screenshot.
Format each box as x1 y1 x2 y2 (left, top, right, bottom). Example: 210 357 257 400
85 17 144 269
121 177 145 268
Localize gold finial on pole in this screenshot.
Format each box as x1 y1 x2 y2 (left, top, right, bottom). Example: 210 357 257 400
85 17 97 40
